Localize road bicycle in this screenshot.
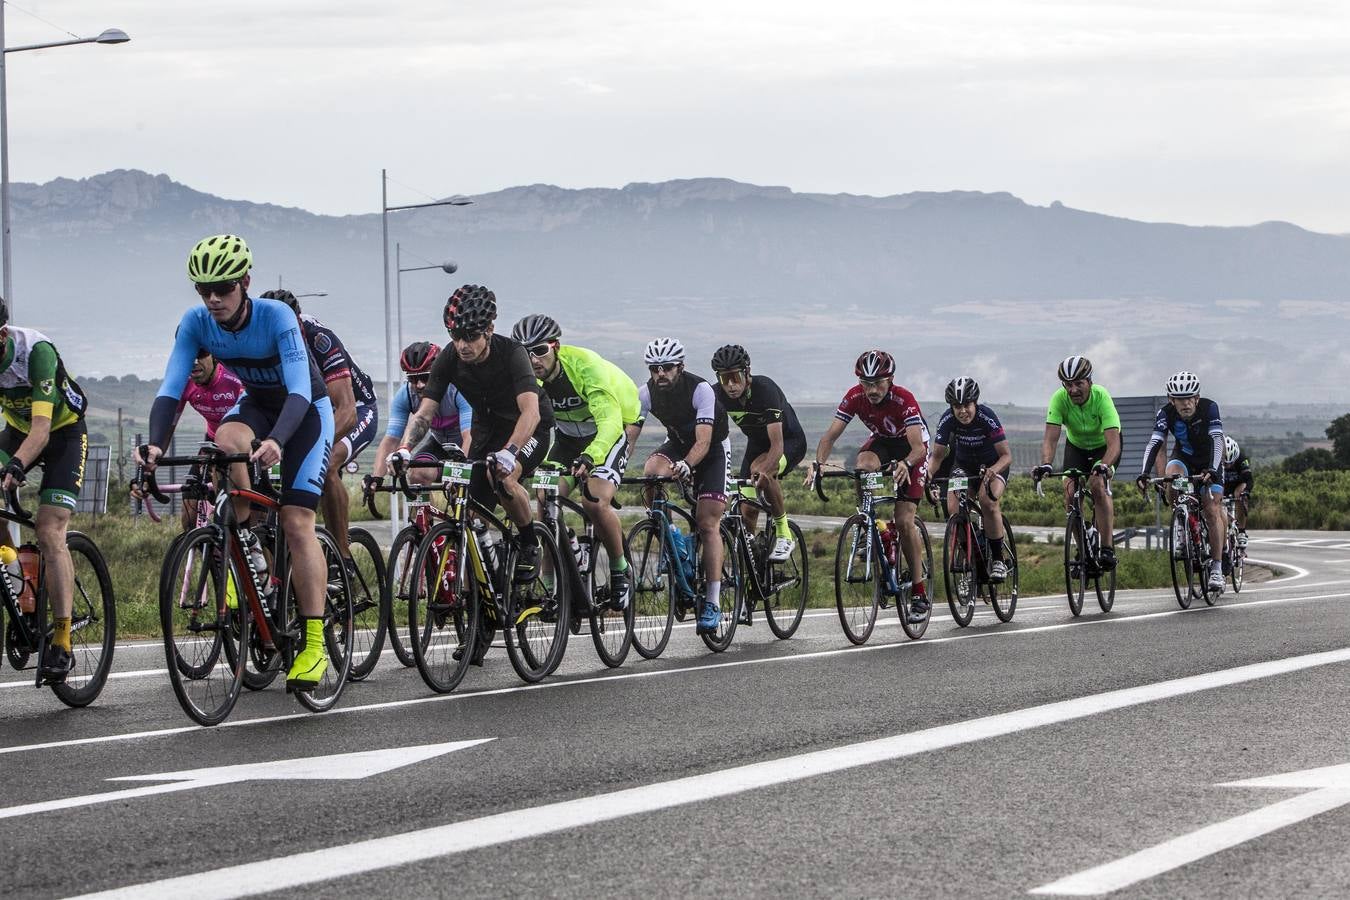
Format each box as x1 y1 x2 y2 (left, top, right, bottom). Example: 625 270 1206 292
623 474 741 655
0 485 114 706
1035 468 1115 616
396 455 568 692
140 445 354 726
1222 495 1245 594
532 464 633 668
1148 473 1222 609
723 476 807 639
930 469 1018 626
811 462 933 645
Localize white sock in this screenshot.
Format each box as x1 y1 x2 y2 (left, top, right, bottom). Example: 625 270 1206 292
706 580 721 609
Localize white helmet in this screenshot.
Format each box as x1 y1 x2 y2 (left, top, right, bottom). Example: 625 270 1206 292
644 337 685 366
1166 371 1200 397
1224 435 1240 465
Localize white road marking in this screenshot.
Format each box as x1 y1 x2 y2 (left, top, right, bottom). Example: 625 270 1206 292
5 587 1348 757
66 647 1350 900
0 669 163 691
1031 762 1350 895
0 740 490 820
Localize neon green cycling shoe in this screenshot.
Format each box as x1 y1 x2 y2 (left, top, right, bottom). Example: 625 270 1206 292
286 618 329 693
225 570 239 610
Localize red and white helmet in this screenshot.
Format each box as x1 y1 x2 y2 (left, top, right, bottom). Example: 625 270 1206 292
855 350 895 380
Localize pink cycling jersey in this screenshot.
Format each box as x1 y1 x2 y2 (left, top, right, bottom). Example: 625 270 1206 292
177 363 245 440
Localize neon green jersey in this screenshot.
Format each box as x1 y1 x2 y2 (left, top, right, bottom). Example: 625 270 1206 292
539 345 641 463
1046 384 1120 450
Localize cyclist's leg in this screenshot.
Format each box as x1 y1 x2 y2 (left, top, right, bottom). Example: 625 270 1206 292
581 432 631 566
693 442 730 628
30 424 85 675
981 471 1007 542
644 440 684 507
324 403 378 560
1201 482 1225 563
1062 440 1093 514
279 398 334 620
216 399 270 523
1087 462 1115 550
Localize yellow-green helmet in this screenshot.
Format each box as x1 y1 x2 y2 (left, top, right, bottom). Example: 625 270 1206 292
187 234 252 283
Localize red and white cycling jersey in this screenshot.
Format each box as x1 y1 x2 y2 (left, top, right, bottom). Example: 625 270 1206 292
834 383 930 443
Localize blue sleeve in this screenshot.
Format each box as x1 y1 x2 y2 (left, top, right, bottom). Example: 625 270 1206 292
934 411 953 446
263 303 316 446
386 386 410 439
454 388 473 431
150 310 204 447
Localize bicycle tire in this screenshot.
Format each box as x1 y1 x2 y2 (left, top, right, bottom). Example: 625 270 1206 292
762 519 808 640
345 527 388 681
384 525 422 668
161 526 245 726
290 528 354 712
585 535 634 669
505 522 570 682
409 520 478 694
988 517 1019 623
1094 540 1117 613
697 521 741 653
942 515 976 628
162 531 222 681
1168 507 1196 609
897 518 933 640
834 513 880 645
1229 533 1245 594
625 518 675 659
51 532 116 708
1064 513 1086 617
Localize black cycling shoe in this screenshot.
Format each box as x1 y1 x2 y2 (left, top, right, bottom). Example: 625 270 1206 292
513 538 541 585
608 569 631 611
38 644 73 685
906 595 931 625
1097 548 1117 571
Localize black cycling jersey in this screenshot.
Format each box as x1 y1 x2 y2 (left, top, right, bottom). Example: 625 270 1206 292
713 374 805 446
934 404 1008 469
1223 452 1253 485
639 371 729 448
298 314 378 406
423 334 554 430
1142 398 1224 474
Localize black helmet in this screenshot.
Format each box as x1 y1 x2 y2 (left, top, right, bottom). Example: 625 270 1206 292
711 343 750 372
945 377 980 405
443 284 496 335
400 341 441 375
511 314 561 346
260 289 300 316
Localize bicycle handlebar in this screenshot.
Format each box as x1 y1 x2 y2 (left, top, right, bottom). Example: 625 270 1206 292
810 461 898 503
133 443 259 507
5 484 29 522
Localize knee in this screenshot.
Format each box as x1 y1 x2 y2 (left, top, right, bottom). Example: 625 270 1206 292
36 519 66 555
214 424 250 453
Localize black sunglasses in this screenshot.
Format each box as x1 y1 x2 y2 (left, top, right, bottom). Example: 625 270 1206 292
407 375 430 387
195 280 239 299
527 343 553 358
450 328 484 342
648 363 679 374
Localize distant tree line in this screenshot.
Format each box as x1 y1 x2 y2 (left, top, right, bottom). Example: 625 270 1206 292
1282 414 1350 473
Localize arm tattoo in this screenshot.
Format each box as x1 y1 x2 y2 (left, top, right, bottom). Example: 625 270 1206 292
404 411 432 449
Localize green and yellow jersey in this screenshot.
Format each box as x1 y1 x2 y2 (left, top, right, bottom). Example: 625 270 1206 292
0 327 88 433
539 345 641 462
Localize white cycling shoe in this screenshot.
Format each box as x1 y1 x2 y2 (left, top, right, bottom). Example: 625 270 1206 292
769 536 795 562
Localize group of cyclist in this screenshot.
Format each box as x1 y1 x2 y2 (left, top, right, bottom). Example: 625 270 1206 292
0 231 1257 689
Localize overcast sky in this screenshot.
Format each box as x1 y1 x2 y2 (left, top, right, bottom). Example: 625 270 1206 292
8 1 1350 231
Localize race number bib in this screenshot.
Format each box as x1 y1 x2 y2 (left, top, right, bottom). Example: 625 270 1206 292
532 469 561 493
948 475 969 492
442 462 472 485
861 471 885 496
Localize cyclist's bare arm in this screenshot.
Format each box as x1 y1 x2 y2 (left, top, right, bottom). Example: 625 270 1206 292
1039 423 1062 466
326 373 357 436
807 418 848 485
684 422 712 469
398 396 441 449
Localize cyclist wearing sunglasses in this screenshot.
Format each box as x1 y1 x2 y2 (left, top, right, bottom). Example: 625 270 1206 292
369 341 472 489
171 347 244 530
512 314 641 609
0 296 90 683
260 289 378 577
140 234 336 692
625 337 731 636
387 285 553 583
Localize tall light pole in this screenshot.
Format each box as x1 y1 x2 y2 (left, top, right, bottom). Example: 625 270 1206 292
0 15 129 312
395 242 457 351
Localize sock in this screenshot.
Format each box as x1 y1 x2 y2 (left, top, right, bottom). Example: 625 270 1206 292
989 537 1004 559
611 556 630 574
912 580 926 599
52 617 72 653
303 616 325 651
774 514 790 539
706 580 722 610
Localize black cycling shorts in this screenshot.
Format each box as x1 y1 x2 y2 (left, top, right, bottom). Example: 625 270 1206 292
468 419 552 509
0 419 87 510
1222 472 1253 497
653 439 730 502
549 431 630 486
740 433 807 481
1063 439 1114 478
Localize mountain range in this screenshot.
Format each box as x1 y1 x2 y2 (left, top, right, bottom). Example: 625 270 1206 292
10 169 1347 405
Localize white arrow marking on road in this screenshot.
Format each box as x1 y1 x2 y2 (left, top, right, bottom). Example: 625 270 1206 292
1030 762 1350 895
0 740 491 821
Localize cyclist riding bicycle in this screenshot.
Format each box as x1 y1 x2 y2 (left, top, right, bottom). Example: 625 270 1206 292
370 341 472 489
260 289 378 576
139 234 335 692
709 343 806 563
386 285 553 583
512 314 641 609
171 348 245 530
1032 355 1121 572
0 296 90 683
1221 435 1252 547
808 349 931 622
625 337 731 635
925 377 1012 581
1134 371 1227 595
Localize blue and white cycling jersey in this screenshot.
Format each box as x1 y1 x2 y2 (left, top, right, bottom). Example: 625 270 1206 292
385 382 473 443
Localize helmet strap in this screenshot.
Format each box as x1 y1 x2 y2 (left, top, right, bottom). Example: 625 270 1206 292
220 293 251 333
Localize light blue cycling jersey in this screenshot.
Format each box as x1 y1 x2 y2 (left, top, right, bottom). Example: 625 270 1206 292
385 382 472 442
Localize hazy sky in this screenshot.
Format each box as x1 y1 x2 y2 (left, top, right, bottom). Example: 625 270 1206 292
8 1 1350 230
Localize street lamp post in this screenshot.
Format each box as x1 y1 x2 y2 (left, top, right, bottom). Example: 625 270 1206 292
395 242 458 352
0 16 129 312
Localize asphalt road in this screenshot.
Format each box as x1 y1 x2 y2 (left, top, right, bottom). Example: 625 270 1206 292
2 530 1348 899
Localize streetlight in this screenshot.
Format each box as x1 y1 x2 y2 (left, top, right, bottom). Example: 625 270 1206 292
396 243 457 351
0 17 130 312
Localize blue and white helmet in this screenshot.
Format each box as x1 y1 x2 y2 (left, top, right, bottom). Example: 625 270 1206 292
644 337 685 365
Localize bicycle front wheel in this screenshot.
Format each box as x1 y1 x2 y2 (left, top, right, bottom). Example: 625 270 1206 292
1229 534 1245 594
409 520 478 694
585 533 634 668
1094 543 1116 612
161 526 245 726
1064 514 1086 617
384 525 422 667
346 527 387 681
834 514 880 645
988 518 1019 623
504 523 570 682
626 519 675 659
52 532 116 708
942 515 977 628
1168 507 1196 609
897 519 934 640
288 529 354 712
763 519 808 640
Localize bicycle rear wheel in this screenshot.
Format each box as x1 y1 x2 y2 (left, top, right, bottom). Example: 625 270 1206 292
763 519 808 639
287 529 354 712
409 520 478 694
1064 514 1086 617
834 514 879 645
942 515 977 628
51 532 116 708
161 526 245 726
626 519 675 659
697 522 741 653
505 523 570 681
584 529 634 668
384 525 422 667
1168 507 1196 609
345 527 387 681
1229 534 1245 594
987 518 1018 623
897 519 934 640
1094 542 1117 613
